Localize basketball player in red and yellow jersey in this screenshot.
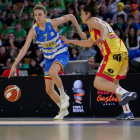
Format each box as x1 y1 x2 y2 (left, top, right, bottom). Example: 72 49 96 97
60 0 138 120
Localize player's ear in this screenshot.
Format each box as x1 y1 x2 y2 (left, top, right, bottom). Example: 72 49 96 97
45 12 47 17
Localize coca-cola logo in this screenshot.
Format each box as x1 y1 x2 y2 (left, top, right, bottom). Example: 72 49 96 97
97 90 119 103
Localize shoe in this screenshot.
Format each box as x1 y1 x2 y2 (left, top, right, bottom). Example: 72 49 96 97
119 92 138 106
54 109 69 120
60 94 70 110
116 112 134 120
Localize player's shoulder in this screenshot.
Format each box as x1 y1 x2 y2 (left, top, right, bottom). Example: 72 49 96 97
88 17 101 25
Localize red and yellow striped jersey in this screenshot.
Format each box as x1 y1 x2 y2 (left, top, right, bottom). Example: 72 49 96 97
89 17 127 56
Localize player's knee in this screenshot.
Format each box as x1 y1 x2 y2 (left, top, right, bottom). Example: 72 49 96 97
49 70 56 78
93 81 100 89
46 87 53 95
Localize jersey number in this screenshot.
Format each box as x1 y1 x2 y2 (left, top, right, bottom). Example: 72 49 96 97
102 21 114 33
43 34 47 41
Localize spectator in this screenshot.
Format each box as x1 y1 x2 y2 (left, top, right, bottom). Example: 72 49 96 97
42 0 50 12
77 4 85 24
1 58 21 77
69 47 79 60
50 7 61 19
77 47 97 60
33 0 43 6
65 22 82 39
71 33 84 51
126 27 140 51
58 23 67 36
66 5 76 16
88 56 99 70
53 0 66 15
4 33 19 51
98 0 106 9
29 57 41 69
35 49 44 64
18 58 29 69
99 4 113 23
113 25 125 41
125 15 140 36
3 58 11 69
7 4 19 18
108 0 120 15
1 19 14 44
9 12 21 28
128 3 140 23
8 49 17 59
73 0 79 16
21 12 32 32
18 0 33 18
114 15 125 31
0 46 7 67
3 0 12 9
14 21 27 44
0 0 8 22
112 2 127 24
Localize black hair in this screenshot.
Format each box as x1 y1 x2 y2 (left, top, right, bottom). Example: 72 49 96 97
128 15 134 20
30 57 40 68
73 33 80 40
15 21 22 25
82 0 99 17
5 19 11 26
128 27 137 47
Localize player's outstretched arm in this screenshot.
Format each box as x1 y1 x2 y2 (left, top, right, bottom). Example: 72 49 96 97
59 35 94 47
51 14 87 40
8 28 36 79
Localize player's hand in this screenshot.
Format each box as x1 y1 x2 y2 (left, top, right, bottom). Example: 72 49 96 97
94 38 105 45
79 31 87 40
59 35 70 45
8 65 16 79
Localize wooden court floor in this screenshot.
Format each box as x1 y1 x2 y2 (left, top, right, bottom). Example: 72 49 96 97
0 118 140 140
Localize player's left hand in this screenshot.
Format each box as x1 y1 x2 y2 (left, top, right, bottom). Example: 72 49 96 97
94 38 105 45
79 31 87 40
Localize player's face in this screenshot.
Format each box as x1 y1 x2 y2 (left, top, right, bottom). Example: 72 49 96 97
34 10 47 24
80 10 90 23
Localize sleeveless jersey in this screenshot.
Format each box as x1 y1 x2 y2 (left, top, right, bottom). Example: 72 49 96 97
89 17 127 56
33 19 68 59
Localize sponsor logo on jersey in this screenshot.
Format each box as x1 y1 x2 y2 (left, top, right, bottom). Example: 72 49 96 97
50 32 54 36
41 41 56 48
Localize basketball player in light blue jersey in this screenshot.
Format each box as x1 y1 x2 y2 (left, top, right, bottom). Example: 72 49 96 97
8 3 87 120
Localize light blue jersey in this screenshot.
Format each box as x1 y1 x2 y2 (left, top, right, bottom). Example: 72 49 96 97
33 19 68 59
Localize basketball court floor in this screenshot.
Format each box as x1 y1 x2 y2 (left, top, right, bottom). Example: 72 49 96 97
0 118 140 140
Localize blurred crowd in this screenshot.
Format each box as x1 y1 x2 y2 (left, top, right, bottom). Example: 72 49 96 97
0 0 140 76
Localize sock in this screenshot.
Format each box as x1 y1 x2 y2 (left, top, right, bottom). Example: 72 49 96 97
122 104 131 114
58 86 66 95
116 86 128 95
56 102 61 108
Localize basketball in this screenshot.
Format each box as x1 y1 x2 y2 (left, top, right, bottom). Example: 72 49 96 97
4 85 21 102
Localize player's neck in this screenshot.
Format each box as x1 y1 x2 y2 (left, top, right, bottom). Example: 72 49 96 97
38 20 46 29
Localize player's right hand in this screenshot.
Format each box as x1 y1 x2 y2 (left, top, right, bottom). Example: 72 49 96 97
8 66 16 79
59 35 70 45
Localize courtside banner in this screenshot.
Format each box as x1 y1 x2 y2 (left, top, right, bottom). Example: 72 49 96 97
0 74 140 117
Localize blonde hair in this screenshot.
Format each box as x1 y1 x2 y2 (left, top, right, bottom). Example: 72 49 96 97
33 2 47 14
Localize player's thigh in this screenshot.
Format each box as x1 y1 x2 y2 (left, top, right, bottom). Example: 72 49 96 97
96 54 122 82
116 52 128 80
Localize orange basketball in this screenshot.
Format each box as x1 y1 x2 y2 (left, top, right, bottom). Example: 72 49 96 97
4 85 21 102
